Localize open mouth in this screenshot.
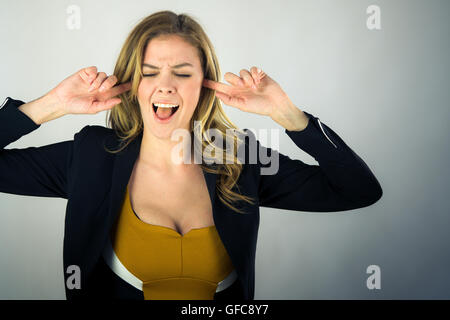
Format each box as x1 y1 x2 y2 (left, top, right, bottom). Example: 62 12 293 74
152 103 180 121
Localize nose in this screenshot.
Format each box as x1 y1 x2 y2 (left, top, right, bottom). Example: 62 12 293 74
156 75 177 94
158 87 175 94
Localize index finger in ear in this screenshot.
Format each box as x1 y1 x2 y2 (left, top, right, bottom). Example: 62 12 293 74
203 79 232 94
107 81 132 97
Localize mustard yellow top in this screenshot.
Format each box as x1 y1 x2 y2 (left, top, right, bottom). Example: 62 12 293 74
109 185 235 300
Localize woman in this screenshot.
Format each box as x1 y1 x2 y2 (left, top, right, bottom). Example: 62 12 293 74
0 10 382 300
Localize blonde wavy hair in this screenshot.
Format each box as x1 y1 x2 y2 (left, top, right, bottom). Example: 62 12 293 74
104 10 256 214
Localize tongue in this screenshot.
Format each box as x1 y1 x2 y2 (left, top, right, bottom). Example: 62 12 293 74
156 107 173 119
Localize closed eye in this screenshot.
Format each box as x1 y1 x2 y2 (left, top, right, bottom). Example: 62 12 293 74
143 74 191 78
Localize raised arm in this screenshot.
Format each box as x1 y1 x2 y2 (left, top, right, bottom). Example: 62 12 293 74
0 66 131 198
202 66 382 213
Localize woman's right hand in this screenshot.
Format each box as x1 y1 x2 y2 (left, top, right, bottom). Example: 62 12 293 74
46 66 132 115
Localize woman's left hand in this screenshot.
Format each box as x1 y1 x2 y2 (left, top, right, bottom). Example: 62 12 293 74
202 66 309 131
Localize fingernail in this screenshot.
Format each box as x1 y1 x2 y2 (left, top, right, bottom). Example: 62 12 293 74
257 68 261 73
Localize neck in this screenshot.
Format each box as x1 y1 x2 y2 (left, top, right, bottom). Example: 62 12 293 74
138 129 195 171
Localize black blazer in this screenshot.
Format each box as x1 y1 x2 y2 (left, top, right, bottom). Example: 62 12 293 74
0 97 382 300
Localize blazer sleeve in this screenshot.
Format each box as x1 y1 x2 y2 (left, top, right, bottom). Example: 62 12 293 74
0 97 89 199
254 110 383 212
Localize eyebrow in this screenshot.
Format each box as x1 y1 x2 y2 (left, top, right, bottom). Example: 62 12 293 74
142 63 194 69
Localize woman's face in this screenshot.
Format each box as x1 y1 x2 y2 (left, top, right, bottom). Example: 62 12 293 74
137 35 204 139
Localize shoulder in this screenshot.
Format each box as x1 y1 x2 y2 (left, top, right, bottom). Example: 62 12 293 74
73 125 119 154
231 128 268 168
237 128 267 151
229 127 256 144
77 124 113 135
73 124 114 142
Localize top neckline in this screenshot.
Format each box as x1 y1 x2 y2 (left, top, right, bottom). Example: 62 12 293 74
125 185 216 237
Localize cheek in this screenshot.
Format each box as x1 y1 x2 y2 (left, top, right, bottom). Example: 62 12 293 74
185 80 203 101
182 88 200 111
137 82 147 101
137 79 156 98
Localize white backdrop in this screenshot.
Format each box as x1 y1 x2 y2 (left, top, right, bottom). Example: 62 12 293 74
0 0 449 299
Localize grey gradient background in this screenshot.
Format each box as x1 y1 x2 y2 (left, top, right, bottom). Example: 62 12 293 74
0 0 449 299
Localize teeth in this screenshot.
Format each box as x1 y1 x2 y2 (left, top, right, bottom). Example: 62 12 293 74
154 103 179 108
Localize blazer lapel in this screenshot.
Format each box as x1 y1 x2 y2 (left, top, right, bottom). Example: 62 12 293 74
106 132 141 228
